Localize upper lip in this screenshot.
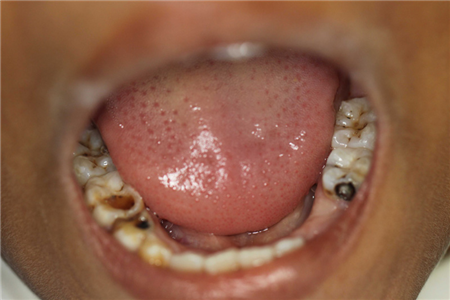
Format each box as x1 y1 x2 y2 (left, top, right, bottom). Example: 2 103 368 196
60 3 383 298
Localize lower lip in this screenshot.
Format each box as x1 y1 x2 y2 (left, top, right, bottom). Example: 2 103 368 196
67 154 373 299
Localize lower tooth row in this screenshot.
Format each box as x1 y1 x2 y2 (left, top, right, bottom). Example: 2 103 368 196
73 97 375 273
322 97 376 200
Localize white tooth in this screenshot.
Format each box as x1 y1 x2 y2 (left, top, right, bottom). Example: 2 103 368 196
359 110 376 126
348 123 376 150
238 246 274 269
274 237 305 257
322 166 347 192
139 234 172 267
94 155 116 172
343 171 365 189
73 156 106 186
352 156 372 176
204 249 239 275
73 143 91 157
327 148 371 169
336 97 370 128
113 223 147 252
92 204 126 228
332 127 356 148
169 252 205 272
89 129 104 151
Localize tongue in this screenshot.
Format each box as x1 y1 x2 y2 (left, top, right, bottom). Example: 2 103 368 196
96 51 338 235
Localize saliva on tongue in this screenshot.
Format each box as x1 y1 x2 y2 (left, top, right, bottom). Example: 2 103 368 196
96 51 339 236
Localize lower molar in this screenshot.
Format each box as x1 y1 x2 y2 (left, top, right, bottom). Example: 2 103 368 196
72 96 376 274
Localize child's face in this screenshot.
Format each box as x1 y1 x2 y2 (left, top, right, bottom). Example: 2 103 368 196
2 2 449 299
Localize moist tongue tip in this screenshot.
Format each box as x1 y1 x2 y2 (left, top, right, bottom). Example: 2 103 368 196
95 50 339 235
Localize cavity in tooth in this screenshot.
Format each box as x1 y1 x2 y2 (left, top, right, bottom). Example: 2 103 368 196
139 233 173 267
113 222 147 252
169 252 205 272
274 237 305 257
85 172 144 228
323 97 376 199
204 249 239 275
238 246 274 269
73 156 106 186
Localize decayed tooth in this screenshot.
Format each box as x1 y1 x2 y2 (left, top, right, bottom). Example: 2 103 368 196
85 171 144 228
73 156 107 186
139 233 173 267
238 246 274 269
204 249 240 275
169 252 205 272
323 97 376 200
113 222 147 252
274 237 305 257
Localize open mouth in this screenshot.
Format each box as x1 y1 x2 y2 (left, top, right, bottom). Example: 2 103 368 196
66 40 380 298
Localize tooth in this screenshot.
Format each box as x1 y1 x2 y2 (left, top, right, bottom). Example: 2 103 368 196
73 143 91 157
331 127 356 148
94 155 116 172
73 156 106 186
113 222 147 251
87 128 104 151
352 156 372 176
327 148 372 169
322 166 347 192
139 233 173 267
348 122 376 150
204 248 239 275
238 246 274 269
274 237 305 257
169 252 205 272
85 172 144 228
92 204 126 228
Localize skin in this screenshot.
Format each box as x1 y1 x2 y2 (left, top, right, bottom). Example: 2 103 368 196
2 2 449 300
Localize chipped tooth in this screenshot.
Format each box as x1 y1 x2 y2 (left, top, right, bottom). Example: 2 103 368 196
348 122 376 150
169 252 205 272
274 237 305 257
238 246 274 269
204 249 239 275
139 234 173 267
73 156 106 186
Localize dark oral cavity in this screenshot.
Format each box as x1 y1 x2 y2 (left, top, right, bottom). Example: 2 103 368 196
95 50 339 236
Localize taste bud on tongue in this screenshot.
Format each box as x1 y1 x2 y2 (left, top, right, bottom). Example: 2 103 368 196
96 52 339 235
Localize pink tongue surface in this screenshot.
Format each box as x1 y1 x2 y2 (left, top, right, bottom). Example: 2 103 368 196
96 52 338 235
